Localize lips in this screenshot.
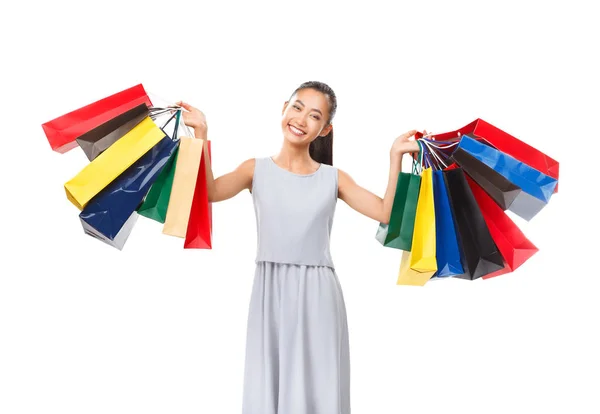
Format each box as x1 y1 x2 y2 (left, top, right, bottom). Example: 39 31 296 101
288 124 306 136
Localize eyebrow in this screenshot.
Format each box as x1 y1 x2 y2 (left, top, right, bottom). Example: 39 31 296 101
294 100 323 116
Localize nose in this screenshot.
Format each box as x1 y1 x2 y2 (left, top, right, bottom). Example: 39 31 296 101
295 114 308 127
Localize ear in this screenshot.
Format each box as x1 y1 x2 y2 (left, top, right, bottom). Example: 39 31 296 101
282 101 289 115
320 123 333 137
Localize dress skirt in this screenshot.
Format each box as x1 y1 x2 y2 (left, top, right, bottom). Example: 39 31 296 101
242 261 351 414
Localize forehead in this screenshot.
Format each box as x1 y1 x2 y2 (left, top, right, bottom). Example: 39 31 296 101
292 88 329 112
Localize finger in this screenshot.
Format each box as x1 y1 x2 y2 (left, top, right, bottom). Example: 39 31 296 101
178 101 193 111
402 129 418 138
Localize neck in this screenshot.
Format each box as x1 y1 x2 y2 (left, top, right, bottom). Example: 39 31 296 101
274 140 318 169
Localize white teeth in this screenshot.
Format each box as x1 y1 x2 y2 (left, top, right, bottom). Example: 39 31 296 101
289 125 305 135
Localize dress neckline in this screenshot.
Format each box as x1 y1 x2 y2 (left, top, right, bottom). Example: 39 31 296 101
268 157 322 177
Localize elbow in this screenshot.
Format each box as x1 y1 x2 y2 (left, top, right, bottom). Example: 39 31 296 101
380 205 392 225
379 211 390 225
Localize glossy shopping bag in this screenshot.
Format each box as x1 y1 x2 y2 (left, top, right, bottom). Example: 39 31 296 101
443 167 505 280
42 84 152 153
137 145 180 223
457 135 557 220
163 137 205 237
184 140 213 249
64 116 166 210
79 136 179 250
75 103 149 161
466 175 538 279
431 118 559 192
451 148 521 210
431 170 463 278
397 250 436 286
409 168 437 273
375 172 421 250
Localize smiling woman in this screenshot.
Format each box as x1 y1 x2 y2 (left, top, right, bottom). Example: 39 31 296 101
176 80 420 413
280 81 336 167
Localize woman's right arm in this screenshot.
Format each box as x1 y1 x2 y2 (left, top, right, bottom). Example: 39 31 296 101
203 145 255 202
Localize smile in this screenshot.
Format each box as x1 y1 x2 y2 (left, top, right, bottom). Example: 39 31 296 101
288 124 306 136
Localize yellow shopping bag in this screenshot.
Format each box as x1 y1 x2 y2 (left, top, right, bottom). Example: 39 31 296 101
64 116 165 210
397 250 435 286
409 167 437 273
162 137 205 238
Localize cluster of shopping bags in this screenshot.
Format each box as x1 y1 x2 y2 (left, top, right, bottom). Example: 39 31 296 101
42 84 213 250
376 119 559 286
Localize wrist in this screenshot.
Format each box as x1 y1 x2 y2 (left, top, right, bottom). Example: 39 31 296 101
194 125 207 139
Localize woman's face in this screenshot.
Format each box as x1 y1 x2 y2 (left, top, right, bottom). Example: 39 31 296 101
281 88 332 146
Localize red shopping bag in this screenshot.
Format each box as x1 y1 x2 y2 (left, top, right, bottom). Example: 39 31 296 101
42 84 152 153
184 140 212 249
466 175 538 279
431 119 559 192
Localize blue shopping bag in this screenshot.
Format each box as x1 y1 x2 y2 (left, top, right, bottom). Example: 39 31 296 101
456 135 558 220
431 170 464 278
79 136 179 249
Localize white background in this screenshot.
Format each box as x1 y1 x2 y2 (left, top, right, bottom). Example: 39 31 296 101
2 0 598 413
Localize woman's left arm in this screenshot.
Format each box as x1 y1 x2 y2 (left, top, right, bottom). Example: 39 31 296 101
338 130 420 224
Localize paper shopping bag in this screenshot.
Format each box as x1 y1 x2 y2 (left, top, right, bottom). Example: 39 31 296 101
431 170 463 278
457 135 557 220
184 140 212 249
409 168 437 273
451 147 521 210
75 103 149 161
163 137 204 237
42 84 152 153
137 145 180 223
64 116 166 210
466 175 538 279
443 167 505 280
376 172 421 250
79 136 179 249
431 118 559 192
397 250 435 286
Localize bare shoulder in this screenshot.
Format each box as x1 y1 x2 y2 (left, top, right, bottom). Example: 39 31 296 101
335 167 355 199
336 167 355 186
238 157 256 174
238 158 256 192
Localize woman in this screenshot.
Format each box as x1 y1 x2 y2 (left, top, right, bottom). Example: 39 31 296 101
177 81 419 414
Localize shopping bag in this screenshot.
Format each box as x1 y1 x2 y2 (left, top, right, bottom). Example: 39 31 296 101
451 147 521 210
466 175 538 279
397 250 435 286
443 167 505 280
184 140 212 249
42 84 152 153
79 136 179 249
431 118 559 192
75 103 149 161
163 137 205 237
457 135 558 221
375 172 421 250
64 116 166 210
409 168 437 273
137 145 180 223
431 170 463 278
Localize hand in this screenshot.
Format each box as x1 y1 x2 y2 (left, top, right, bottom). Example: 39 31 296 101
390 130 420 157
176 101 207 131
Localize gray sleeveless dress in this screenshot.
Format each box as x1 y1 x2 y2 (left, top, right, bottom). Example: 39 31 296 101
242 156 351 414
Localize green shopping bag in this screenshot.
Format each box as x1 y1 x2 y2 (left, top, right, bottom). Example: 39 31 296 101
137 145 180 223
137 110 182 223
375 141 423 251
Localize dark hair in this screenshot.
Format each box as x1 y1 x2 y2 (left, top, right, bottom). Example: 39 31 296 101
289 81 337 166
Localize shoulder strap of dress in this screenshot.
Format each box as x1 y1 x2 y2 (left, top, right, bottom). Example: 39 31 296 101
251 157 267 195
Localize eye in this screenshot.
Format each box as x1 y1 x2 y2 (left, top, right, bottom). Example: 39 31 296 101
312 115 320 120
292 105 300 110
